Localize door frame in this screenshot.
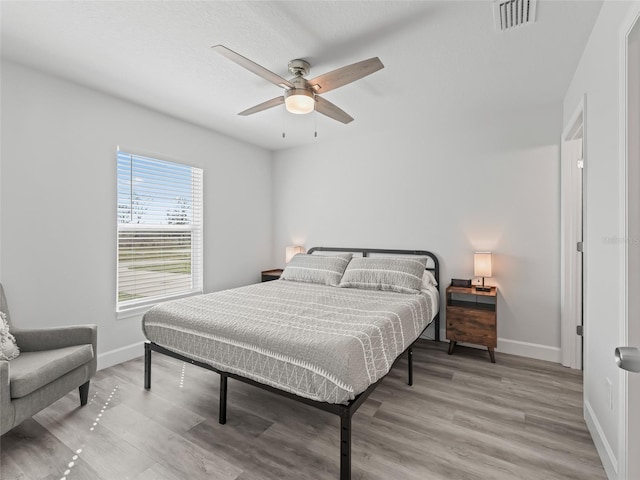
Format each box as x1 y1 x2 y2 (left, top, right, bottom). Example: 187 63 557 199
561 96 586 370
619 4 640 479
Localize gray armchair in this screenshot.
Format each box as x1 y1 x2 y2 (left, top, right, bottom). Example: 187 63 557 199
0 283 97 436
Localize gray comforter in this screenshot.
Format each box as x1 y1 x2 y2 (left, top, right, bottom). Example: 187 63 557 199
142 280 434 404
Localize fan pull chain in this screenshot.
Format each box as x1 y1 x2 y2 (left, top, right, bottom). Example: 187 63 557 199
282 106 286 138
314 109 318 138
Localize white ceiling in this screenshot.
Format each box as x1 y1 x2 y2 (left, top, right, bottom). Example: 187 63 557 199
0 1 603 151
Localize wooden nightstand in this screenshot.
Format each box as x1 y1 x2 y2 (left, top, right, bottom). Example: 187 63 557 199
446 285 498 363
261 269 283 282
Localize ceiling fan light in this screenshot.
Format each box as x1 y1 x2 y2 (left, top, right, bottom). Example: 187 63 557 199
284 89 315 114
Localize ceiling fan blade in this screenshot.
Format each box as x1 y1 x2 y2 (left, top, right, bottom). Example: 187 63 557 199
308 57 384 94
212 45 293 89
238 96 285 116
315 96 354 124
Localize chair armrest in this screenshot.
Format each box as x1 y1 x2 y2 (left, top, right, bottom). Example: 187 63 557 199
1 360 15 435
1 360 10 415
12 325 97 353
0 361 8 395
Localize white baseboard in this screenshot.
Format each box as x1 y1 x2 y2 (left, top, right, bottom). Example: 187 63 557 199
496 338 561 363
100 336 558 370
585 400 618 479
97 341 144 371
439 330 561 363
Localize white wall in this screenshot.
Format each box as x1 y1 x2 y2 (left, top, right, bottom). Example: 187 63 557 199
273 103 562 360
0 61 273 369
562 2 639 478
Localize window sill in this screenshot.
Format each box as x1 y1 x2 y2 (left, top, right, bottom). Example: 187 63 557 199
116 290 203 320
116 304 152 320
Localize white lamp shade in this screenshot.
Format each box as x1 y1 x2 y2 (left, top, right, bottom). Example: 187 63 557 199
285 245 304 263
474 252 492 278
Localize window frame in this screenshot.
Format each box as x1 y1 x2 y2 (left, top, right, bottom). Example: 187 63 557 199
116 148 203 314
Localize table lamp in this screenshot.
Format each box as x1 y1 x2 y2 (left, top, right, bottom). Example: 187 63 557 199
285 245 304 264
474 252 492 292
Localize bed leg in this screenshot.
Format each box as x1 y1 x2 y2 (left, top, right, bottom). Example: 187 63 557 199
219 373 228 425
340 411 351 480
408 347 414 386
144 342 151 390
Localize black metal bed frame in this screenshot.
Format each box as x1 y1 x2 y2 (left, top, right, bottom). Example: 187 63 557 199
144 247 440 480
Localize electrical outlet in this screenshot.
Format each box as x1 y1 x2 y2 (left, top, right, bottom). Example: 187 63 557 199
606 378 613 410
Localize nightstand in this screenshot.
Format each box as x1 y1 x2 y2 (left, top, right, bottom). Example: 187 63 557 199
261 269 283 282
446 285 498 363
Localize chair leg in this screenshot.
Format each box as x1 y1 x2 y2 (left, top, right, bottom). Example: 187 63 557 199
79 381 90 406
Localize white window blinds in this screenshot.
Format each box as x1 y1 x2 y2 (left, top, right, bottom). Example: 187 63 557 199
117 151 203 311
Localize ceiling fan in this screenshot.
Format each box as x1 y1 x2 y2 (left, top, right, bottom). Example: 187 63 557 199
212 45 384 124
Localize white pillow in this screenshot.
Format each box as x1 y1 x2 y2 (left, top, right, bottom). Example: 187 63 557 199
281 253 352 286
421 270 438 289
0 311 20 361
339 257 427 294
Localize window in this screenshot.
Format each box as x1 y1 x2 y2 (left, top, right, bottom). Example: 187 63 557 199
117 150 203 311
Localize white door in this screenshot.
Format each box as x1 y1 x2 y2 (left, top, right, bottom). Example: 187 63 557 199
622 8 640 479
561 105 584 370
627 19 640 480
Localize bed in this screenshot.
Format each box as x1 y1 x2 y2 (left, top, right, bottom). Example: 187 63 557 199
142 247 440 479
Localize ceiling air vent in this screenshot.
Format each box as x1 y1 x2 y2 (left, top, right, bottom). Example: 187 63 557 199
493 0 537 32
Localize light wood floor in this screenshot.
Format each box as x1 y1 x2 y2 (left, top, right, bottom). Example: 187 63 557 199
1 341 606 480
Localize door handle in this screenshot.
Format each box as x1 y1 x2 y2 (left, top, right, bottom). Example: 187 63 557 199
615 347 640 373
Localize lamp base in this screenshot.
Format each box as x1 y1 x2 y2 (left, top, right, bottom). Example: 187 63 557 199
475 286 491 292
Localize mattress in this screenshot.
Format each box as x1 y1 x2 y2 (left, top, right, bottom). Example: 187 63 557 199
142 280 436 404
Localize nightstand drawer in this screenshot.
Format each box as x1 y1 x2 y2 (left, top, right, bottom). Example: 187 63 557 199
446 306 497 348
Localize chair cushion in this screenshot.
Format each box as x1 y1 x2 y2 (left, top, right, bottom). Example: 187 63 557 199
9 344 94 399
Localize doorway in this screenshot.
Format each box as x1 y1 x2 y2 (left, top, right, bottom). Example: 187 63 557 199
622 5 640 479
561 98 585 370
